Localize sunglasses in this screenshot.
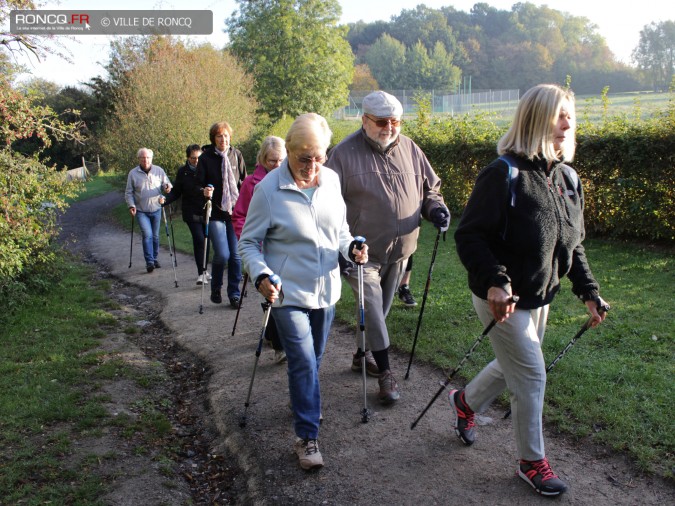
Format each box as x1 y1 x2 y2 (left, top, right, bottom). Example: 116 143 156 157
296 154 326 165
365 115 401 128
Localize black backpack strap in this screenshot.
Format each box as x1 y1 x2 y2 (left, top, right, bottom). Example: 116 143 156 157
497 154 520 240
498 154 519 208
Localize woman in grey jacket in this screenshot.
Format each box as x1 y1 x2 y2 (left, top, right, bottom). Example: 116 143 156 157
453 84 608 497
239 113 367 471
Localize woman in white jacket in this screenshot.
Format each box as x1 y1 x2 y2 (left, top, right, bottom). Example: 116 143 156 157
239 113 367 471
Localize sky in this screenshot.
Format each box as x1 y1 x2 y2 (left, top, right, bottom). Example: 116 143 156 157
5 0 674 87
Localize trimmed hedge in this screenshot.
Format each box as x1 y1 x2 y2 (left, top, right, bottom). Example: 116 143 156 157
404 106 675 243
241 101 674 243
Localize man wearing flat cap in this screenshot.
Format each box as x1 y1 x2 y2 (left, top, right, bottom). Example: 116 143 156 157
327 90 450 404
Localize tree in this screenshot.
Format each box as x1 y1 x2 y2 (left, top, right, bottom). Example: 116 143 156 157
98 37 256 174
405 41 432 89
634 21 675 91
227 0 353 122
364 34 406 89
350 64 379 91
347 20 390 59
428 41 462 90
389 4 461 60
349 3 640 94
1 1 83 292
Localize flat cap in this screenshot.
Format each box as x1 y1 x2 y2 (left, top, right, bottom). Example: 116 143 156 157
362 91 403 118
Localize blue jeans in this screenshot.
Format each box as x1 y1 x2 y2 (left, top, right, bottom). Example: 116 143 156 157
136 210 161 267
209 219 242 298
272 305 335 439
186 220 210 275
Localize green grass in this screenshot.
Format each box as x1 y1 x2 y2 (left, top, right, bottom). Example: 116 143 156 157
577 90 673 124
341 91 673 130
0 257 180 503
0 260 115 502
335 223 674 478
67 171 126 203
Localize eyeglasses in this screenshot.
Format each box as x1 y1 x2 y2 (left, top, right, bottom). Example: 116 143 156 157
295 154 325 166
365 115 401 128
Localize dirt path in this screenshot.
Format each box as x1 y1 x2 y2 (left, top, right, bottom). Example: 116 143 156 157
61 192 673 505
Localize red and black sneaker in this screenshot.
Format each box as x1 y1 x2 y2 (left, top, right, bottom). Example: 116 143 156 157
448 389 475 445
518 458 568 496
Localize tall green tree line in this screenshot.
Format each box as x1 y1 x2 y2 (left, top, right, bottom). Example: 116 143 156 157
348 2 654 94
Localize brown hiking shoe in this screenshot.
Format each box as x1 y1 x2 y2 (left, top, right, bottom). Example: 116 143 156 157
377 369 400 405
351 350 379 377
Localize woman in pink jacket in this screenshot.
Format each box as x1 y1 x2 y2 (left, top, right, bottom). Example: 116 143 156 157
232 136 286 239
231 135 287 363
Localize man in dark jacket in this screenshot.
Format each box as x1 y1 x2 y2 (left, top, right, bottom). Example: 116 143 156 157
327 91 450 405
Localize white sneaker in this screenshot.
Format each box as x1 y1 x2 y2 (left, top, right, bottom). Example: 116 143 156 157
196 274 209 285
274 350 287 364
205 271 212 280
294 437 323 470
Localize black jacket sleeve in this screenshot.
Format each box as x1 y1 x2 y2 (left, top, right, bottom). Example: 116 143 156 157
454 160 512 294
163 166 184 207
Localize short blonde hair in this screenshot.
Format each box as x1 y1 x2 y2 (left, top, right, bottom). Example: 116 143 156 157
256 136 286 166
285 113 332 154
498 84 576 162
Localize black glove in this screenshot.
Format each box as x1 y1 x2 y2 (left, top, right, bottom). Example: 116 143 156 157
430 206 450 231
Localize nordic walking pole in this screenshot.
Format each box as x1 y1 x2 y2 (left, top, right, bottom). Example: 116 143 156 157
503 302 610 419
410 295 519 430
199 186 213 314
162 206 179 287
353 235 370 423
405 228 444 379
240 274 281 428
128 214 135 268
231 272 249 336
168 206 178 267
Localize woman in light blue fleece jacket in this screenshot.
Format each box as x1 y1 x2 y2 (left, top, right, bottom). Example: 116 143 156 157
239 113 367 471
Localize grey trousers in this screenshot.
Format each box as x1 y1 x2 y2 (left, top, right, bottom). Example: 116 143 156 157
464 294 549 461
345 259 407 352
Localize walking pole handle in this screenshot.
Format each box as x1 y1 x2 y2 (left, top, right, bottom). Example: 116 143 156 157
583 302 610 329
203 187 213 230
354 236 366 249
265 274 282 304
